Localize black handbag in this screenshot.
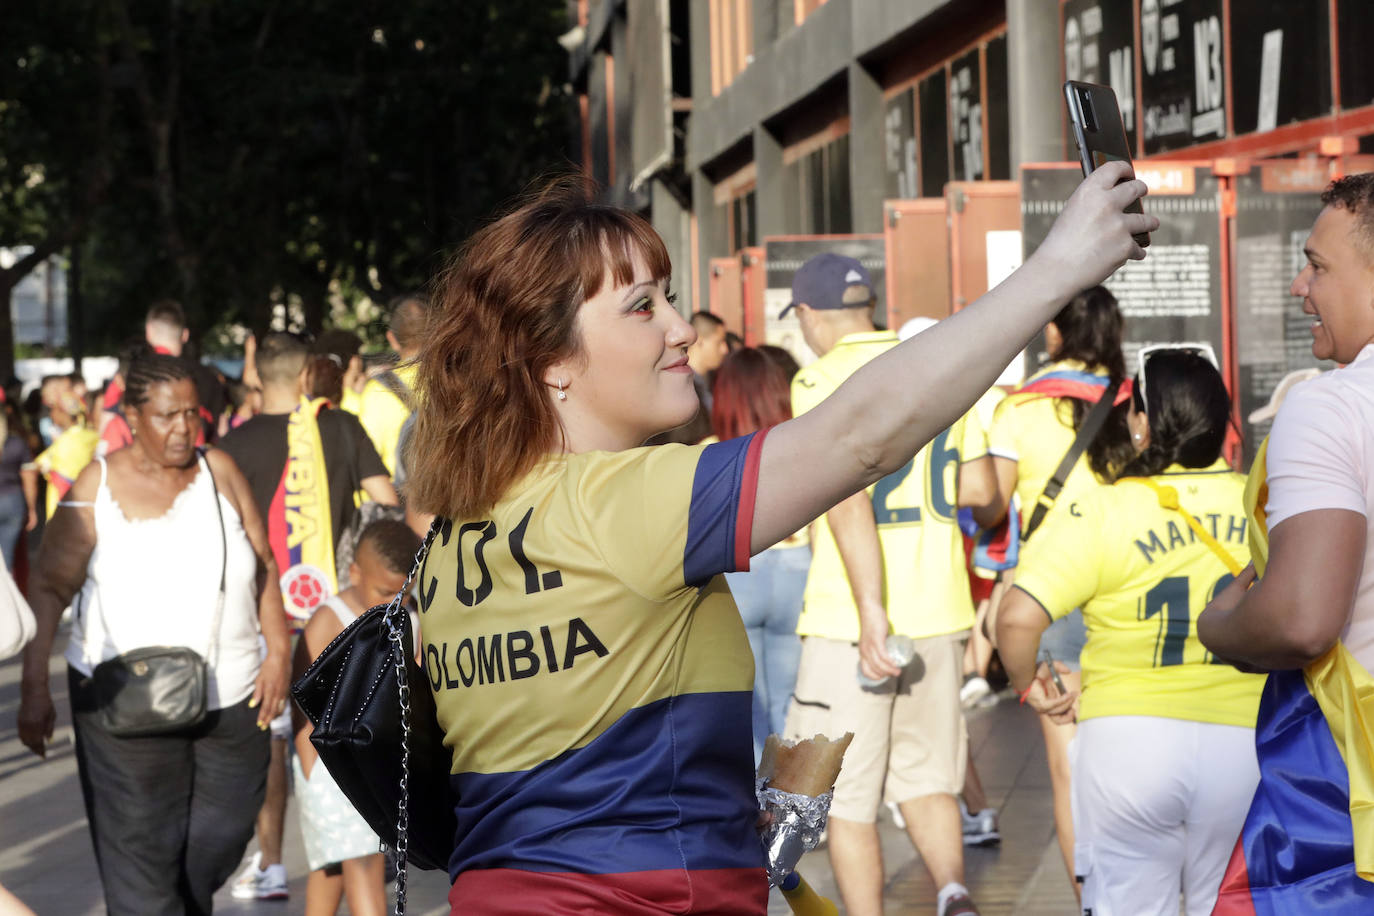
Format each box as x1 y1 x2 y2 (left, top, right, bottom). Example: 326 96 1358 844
91 450 227 737
291 519 454 909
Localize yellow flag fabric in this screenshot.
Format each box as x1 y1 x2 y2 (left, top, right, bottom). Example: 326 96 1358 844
35 425 100 519
275 398 336 620
1247 436 1374 880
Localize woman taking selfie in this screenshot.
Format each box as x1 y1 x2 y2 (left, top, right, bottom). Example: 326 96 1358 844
996 348 1264 916
17 354 290 915
405 163 1154 914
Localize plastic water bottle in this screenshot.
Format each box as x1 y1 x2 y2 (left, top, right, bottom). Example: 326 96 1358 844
856 634 915 688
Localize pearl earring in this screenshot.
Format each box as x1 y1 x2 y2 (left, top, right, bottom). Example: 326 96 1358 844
1132 432 1142 441
557 379 567 401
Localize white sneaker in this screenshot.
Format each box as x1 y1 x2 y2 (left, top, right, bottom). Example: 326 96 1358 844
958 798 1000 847
230 852 289 900
960 675 992 709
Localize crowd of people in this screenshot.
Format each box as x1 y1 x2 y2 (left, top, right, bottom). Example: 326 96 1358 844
10 299 430 916
5 162 1374 916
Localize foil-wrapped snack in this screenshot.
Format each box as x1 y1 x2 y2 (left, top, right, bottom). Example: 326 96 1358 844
756 733 854 886
758 786 834 886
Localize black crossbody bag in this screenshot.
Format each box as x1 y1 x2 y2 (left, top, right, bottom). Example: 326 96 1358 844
92 450 227 737
292 519 453 913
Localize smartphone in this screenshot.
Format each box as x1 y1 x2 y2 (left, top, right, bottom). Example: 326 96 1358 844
1064 80 1150 248
1039 650 1067 696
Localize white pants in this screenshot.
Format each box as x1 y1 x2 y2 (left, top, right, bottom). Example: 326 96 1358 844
1071 716 1258 916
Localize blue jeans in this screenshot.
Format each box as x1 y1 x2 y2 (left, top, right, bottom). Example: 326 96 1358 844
725 544 811 761
0 489 25 571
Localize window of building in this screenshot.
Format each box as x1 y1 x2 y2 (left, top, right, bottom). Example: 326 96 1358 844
795 0 829 24
710 0 753 95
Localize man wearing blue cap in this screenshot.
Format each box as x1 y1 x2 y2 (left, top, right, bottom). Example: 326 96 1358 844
783 253 986 916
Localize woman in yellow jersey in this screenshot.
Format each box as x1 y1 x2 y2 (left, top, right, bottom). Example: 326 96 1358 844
399 168 1154 916
997 349 1265 916
985 285 1135 888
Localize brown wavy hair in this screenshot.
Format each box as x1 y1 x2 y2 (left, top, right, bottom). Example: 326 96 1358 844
405 181 671 520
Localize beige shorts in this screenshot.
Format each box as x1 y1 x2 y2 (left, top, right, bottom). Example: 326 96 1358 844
785 632 968 822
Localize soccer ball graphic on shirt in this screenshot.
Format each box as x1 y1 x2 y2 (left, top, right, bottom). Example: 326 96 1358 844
281 563 332 620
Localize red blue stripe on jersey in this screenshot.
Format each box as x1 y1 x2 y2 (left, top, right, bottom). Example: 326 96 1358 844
441 432 771 914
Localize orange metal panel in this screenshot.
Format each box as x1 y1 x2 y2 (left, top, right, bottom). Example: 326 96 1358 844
883 198 951 329
708 257 744 337
946 181 1020 312
739 247 767 346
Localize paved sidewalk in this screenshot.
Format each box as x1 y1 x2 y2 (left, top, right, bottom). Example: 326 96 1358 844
1 631 1076 914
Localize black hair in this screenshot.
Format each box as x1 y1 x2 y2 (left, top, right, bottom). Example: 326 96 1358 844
1050 286 1134 480
689 311 725 332
1119 351 1231 478
358 518 422 575
124 353 195 408
145 299 186 330
387 294 430 350
1322 173 1374 260
117 337 155 379
256 332 310 384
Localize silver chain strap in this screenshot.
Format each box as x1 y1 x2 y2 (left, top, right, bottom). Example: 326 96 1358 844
382 519 441 916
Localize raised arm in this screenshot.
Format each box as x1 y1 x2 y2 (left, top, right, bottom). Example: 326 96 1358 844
750 164 1155 551
17 463 100 757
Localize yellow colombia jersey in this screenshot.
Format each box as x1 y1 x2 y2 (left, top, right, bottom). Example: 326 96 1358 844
1014 460 1265 727
988 359 1110 537
418 435 768 908
791 330 987 642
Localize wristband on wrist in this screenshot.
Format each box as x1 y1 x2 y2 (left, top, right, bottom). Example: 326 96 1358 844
1017 683 1035 705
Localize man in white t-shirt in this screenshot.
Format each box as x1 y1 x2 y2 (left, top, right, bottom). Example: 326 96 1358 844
1199 173 1374 910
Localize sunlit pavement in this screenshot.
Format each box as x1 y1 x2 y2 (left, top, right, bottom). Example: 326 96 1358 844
2 630 1075 915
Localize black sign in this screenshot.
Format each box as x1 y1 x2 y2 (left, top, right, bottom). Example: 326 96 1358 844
763 236 887 368
884 88 918 199
950 48 984 182
1230 0 1331 137
1340 0 1374 111
1062 0 1138 154
1020 165 1224 380
919 69 950 198
1232 166 1330 463
1140 0 1226 155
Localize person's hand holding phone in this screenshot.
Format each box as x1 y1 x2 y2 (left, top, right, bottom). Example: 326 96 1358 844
1022 659 1079 724
1033 160 1157 291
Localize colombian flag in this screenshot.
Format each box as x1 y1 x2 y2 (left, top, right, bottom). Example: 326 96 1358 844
1015 368 1133 406
1212 438 1374 914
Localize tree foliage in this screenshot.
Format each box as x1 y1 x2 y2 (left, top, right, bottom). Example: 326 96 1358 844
1 0 573 375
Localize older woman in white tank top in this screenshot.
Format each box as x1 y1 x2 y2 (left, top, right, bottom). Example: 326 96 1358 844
17 353 289 916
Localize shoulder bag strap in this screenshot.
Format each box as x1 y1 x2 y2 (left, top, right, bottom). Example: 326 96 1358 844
1023 379 1122 541
386 516 442 914
1127 477 1245 576
198 449 229 666
375 369 415 412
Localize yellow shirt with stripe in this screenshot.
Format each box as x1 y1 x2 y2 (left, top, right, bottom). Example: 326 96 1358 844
791 331 986 642
1014 460 1265 726
417 435 769 902
349 362 416 479
988 359 1109 537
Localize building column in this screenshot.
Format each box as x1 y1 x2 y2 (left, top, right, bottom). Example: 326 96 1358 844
847 60 886 233
754 125 795 238
1006 0 1064 170
692 169 728 315
652 178 693 317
